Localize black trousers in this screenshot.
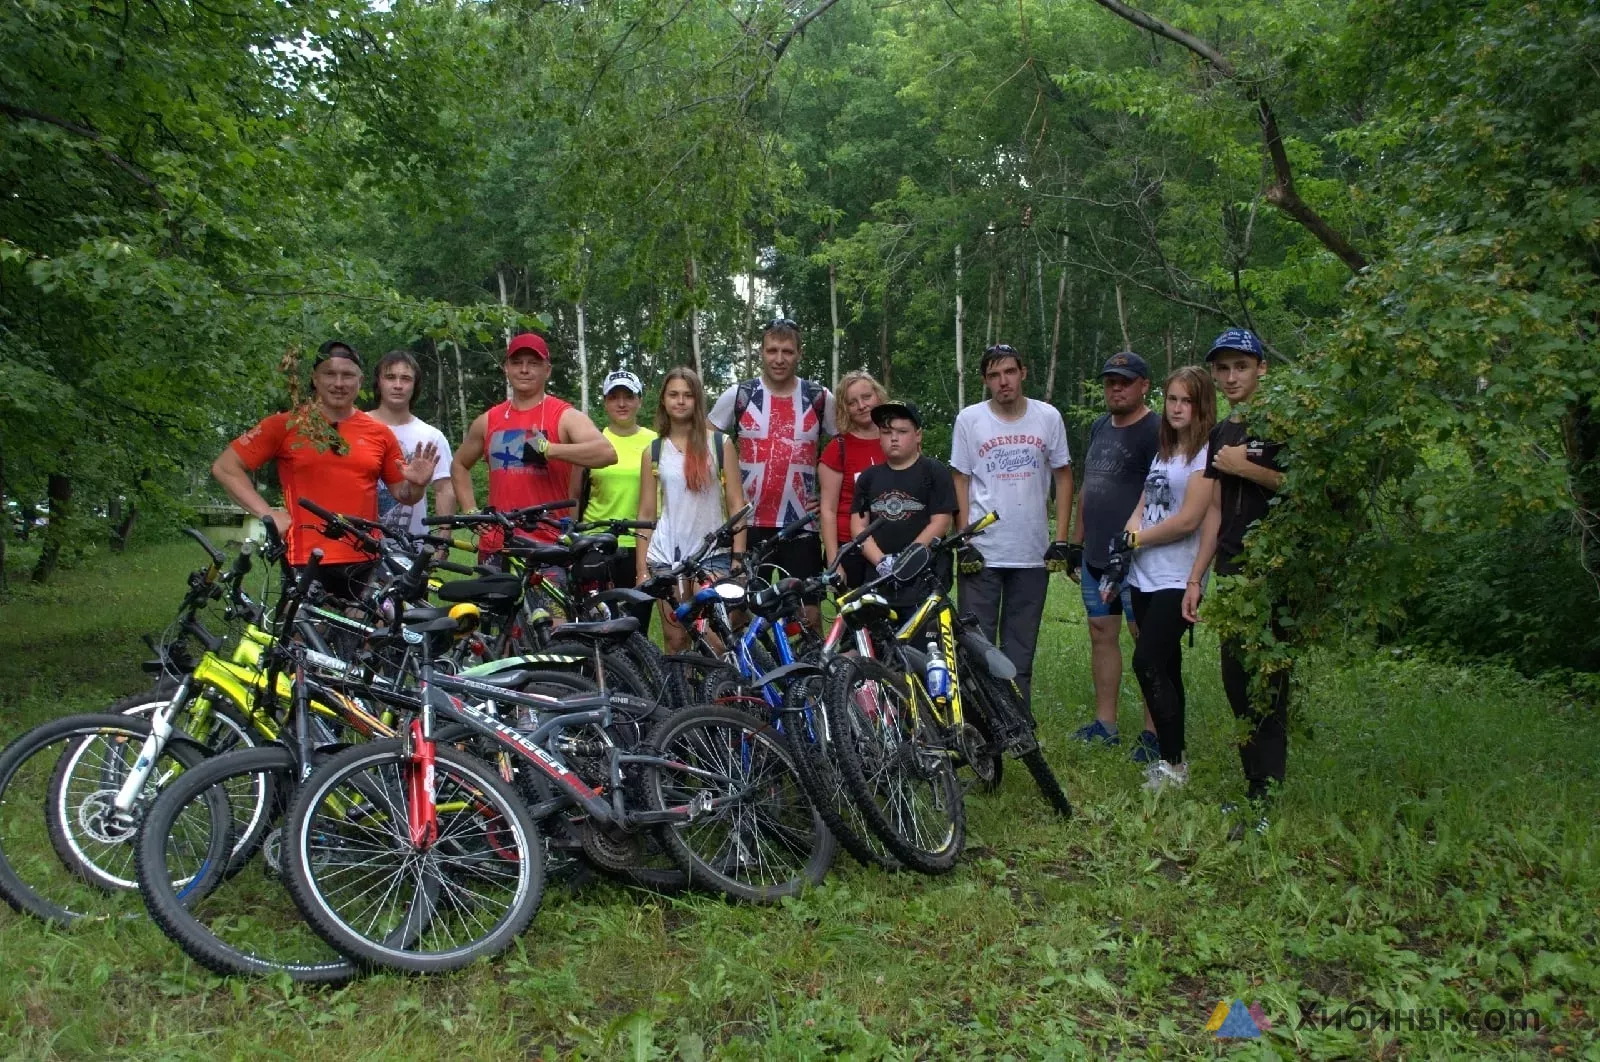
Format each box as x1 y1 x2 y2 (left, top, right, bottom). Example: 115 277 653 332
1220 620 1290 802
1130 588 1188 764
957 567 1050 710
608 548 654 634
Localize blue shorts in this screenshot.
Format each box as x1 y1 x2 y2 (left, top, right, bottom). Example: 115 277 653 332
1081 563 1135 620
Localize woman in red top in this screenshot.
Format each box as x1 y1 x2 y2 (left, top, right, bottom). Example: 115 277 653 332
212 341 439 598
818 370 887 586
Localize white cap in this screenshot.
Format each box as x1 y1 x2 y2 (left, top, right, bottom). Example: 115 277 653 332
602 369 643 395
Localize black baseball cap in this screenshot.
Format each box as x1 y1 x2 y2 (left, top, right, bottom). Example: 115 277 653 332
872 401 922 430
1101 351 1149 380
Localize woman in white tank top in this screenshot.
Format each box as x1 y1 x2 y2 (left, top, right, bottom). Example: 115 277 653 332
635 367 746 651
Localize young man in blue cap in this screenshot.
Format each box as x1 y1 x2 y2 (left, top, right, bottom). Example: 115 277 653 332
1193 328 1288 838
1065 351 1161 756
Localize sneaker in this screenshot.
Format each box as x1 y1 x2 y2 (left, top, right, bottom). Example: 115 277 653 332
1130 730 1160 764
1070 720 1120 746
1222 802 1270 841
1142 760 1189 792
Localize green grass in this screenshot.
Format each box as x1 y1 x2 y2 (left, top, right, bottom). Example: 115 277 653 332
1 542 1597 1059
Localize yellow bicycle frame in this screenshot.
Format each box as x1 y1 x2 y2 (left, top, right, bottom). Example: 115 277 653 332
184 624 393 742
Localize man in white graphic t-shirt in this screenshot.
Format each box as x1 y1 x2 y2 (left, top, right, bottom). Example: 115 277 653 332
950 343 1074 713
710 318 838 629
369 349 456 536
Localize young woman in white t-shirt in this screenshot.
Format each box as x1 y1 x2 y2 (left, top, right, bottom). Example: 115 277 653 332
1109 366 1220 791
635 367 746 652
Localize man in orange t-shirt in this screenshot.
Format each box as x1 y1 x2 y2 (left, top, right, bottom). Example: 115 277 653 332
212 340 440 598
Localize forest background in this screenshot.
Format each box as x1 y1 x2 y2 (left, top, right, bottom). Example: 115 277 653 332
3 0 1598 679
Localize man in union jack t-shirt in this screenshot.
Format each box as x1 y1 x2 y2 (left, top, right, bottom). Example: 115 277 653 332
710 319 838 628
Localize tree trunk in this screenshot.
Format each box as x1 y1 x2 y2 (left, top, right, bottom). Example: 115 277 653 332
451 340 469 433
1035 254 1048 353
433 338 449 438
954 244 966 410
575 300 590 413
1115 282 1132 351
1164 326 1174 377
688 255 702 378
1045 239 1068 402
31 472 71 584
111 502 138 553
828 261 841 389
744 242 757 376
880 286 892 392
984 266 996 347
497 269 514 401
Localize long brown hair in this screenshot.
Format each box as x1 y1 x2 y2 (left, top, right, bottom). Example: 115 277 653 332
1159 365 1217 462
654 366 715 493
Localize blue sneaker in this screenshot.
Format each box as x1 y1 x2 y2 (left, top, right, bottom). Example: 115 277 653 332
1071 720 1120 746
1130 730 1160 764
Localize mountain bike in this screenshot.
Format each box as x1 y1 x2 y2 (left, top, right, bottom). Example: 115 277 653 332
278 549 834 972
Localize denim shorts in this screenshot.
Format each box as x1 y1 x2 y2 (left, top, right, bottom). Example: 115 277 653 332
1081 562 1135 620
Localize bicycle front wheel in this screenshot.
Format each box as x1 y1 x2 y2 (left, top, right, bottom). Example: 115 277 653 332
284 740 543 974
646 702 835 902
823 658 965 875
136 744 359 983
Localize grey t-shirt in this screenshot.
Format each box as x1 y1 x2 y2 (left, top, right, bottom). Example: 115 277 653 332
1080 410 1160 570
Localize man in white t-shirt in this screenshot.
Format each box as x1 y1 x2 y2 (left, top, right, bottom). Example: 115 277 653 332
710 318 838 629
950 344 1074 712
369 349 456 536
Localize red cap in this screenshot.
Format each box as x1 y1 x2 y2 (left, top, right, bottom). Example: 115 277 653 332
506 332 550 361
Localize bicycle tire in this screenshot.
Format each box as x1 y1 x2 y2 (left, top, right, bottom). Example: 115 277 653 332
0 714 209 924
823 657 965 875
781 671 898 870
964 670 1073 818
645 702 835 902
284 740 543 974
135 744 360 983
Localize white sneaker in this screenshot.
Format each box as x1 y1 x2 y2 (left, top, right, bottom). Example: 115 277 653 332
1143 760 1189 792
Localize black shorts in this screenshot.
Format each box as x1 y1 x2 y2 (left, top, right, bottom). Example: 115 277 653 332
300 561 375 604
746 528 823 595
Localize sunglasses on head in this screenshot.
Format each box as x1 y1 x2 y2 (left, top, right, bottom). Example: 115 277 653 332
985 344 1017 356
765 318 798 331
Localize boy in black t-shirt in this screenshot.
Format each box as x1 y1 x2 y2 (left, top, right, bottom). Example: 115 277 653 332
1195 329 1288 838
852 402 956 608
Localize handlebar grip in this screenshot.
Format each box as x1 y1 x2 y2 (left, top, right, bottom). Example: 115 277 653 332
777 512 818 541
436 560 477 576
294 549 324 597
182 527 228 568
297 497 337 523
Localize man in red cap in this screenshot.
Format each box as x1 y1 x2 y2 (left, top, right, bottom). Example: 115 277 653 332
451 332 617 549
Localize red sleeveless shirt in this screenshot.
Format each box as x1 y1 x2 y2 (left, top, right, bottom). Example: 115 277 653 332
483 394 576 547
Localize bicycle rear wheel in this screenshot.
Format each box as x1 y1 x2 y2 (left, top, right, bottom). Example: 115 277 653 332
284 740 543 974
964 669 1073 817
646 703 835 902
0 714 210 924
823 657 965 875
135 745 359 983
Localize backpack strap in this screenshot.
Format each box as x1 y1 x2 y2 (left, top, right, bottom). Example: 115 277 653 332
577 468 592 518
729 381 757 442
712 430 727 483
650 436 663 478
